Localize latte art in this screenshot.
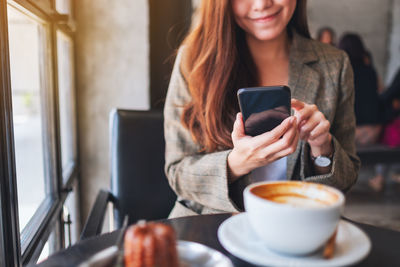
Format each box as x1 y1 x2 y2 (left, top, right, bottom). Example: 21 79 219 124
266 194 330 207
249 181 339 208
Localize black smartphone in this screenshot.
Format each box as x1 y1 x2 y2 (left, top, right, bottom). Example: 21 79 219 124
237 86 291 136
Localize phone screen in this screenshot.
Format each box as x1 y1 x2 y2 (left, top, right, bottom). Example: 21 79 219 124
238 86 291 136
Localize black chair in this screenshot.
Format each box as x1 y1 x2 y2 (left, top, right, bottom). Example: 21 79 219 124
357 144 400 165
81 109 177 240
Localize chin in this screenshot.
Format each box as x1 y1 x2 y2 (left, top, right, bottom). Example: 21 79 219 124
252 30 283 42
247 24 287 42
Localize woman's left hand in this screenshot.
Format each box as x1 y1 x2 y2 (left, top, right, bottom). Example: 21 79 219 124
291 98 333 157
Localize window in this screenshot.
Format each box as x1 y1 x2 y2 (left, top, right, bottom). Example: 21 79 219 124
36 227 57 264
0 0 78 265
63 179 80 247
8 3 51 232
57 30 77 182
55 0 71 15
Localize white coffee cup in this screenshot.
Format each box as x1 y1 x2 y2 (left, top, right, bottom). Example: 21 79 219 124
243 181 345 255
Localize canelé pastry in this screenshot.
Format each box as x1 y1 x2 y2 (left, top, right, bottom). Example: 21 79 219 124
124 221 179 267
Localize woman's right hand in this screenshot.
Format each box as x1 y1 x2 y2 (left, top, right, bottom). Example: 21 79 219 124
227 113 299 182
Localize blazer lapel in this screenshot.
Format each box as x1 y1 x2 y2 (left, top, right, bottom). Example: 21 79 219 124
287 31 320 179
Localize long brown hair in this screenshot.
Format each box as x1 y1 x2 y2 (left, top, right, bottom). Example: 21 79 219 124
181 0 310 152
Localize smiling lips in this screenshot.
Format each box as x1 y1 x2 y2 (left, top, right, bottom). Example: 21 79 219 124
251 9 282 23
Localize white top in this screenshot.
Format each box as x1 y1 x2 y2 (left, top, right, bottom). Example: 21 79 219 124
250 156 287 183
229 157 288 205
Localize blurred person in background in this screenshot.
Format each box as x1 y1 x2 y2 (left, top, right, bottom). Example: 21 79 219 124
339 33 385 191
364 50 385 93
316 26 336 46
380 68 400 184
381 68 400 123
338 33 382 146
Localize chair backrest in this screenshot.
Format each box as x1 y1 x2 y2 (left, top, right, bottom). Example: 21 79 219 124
110 109 176 227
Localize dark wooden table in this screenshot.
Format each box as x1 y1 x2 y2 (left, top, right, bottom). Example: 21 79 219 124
37 213 400 266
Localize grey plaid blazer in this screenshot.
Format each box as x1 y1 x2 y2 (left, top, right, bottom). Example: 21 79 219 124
164 31 360 218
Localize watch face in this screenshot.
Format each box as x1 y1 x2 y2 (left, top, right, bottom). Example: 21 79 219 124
315 156 331 167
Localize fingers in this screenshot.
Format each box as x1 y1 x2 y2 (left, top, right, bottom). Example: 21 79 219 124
291 99 319 128
309 132 331 147
271 130 300 161
291 98 304 110
309 120 330 141
231 113 245 142
230 114 299 171
292 100 331 143
253 116 295 147
298 113 321 139
260 118 299 158
294 103 318 124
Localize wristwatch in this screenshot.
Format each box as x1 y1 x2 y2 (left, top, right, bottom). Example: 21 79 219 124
311 155 332 167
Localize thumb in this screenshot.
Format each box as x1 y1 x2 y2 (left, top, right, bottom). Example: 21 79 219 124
232 113 246 142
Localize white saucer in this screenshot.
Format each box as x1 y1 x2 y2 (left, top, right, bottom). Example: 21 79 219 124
178 240 233 267
217 213 371 267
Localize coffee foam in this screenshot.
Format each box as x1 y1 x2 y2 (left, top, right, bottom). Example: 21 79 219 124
267 194 329 207
250 182 339 207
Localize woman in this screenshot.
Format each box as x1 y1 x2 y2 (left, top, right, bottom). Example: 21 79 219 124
164 0 360 217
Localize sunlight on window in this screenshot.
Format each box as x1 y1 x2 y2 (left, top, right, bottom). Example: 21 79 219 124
7 5 47 231
57 31 77 176
55 0 71 14
36 229 56 264
36 240 49 264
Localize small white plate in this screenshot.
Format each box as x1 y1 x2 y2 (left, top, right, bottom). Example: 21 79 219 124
178 240 233 267
217 213 371 267
80 240 233 267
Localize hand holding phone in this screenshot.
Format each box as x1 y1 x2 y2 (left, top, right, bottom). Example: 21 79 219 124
228 112 298 181
227 86 299 181
237 86 291 136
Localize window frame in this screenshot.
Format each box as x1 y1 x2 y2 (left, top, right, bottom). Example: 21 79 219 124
55 29 78 186
0 1 21 266
0 0 78 265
